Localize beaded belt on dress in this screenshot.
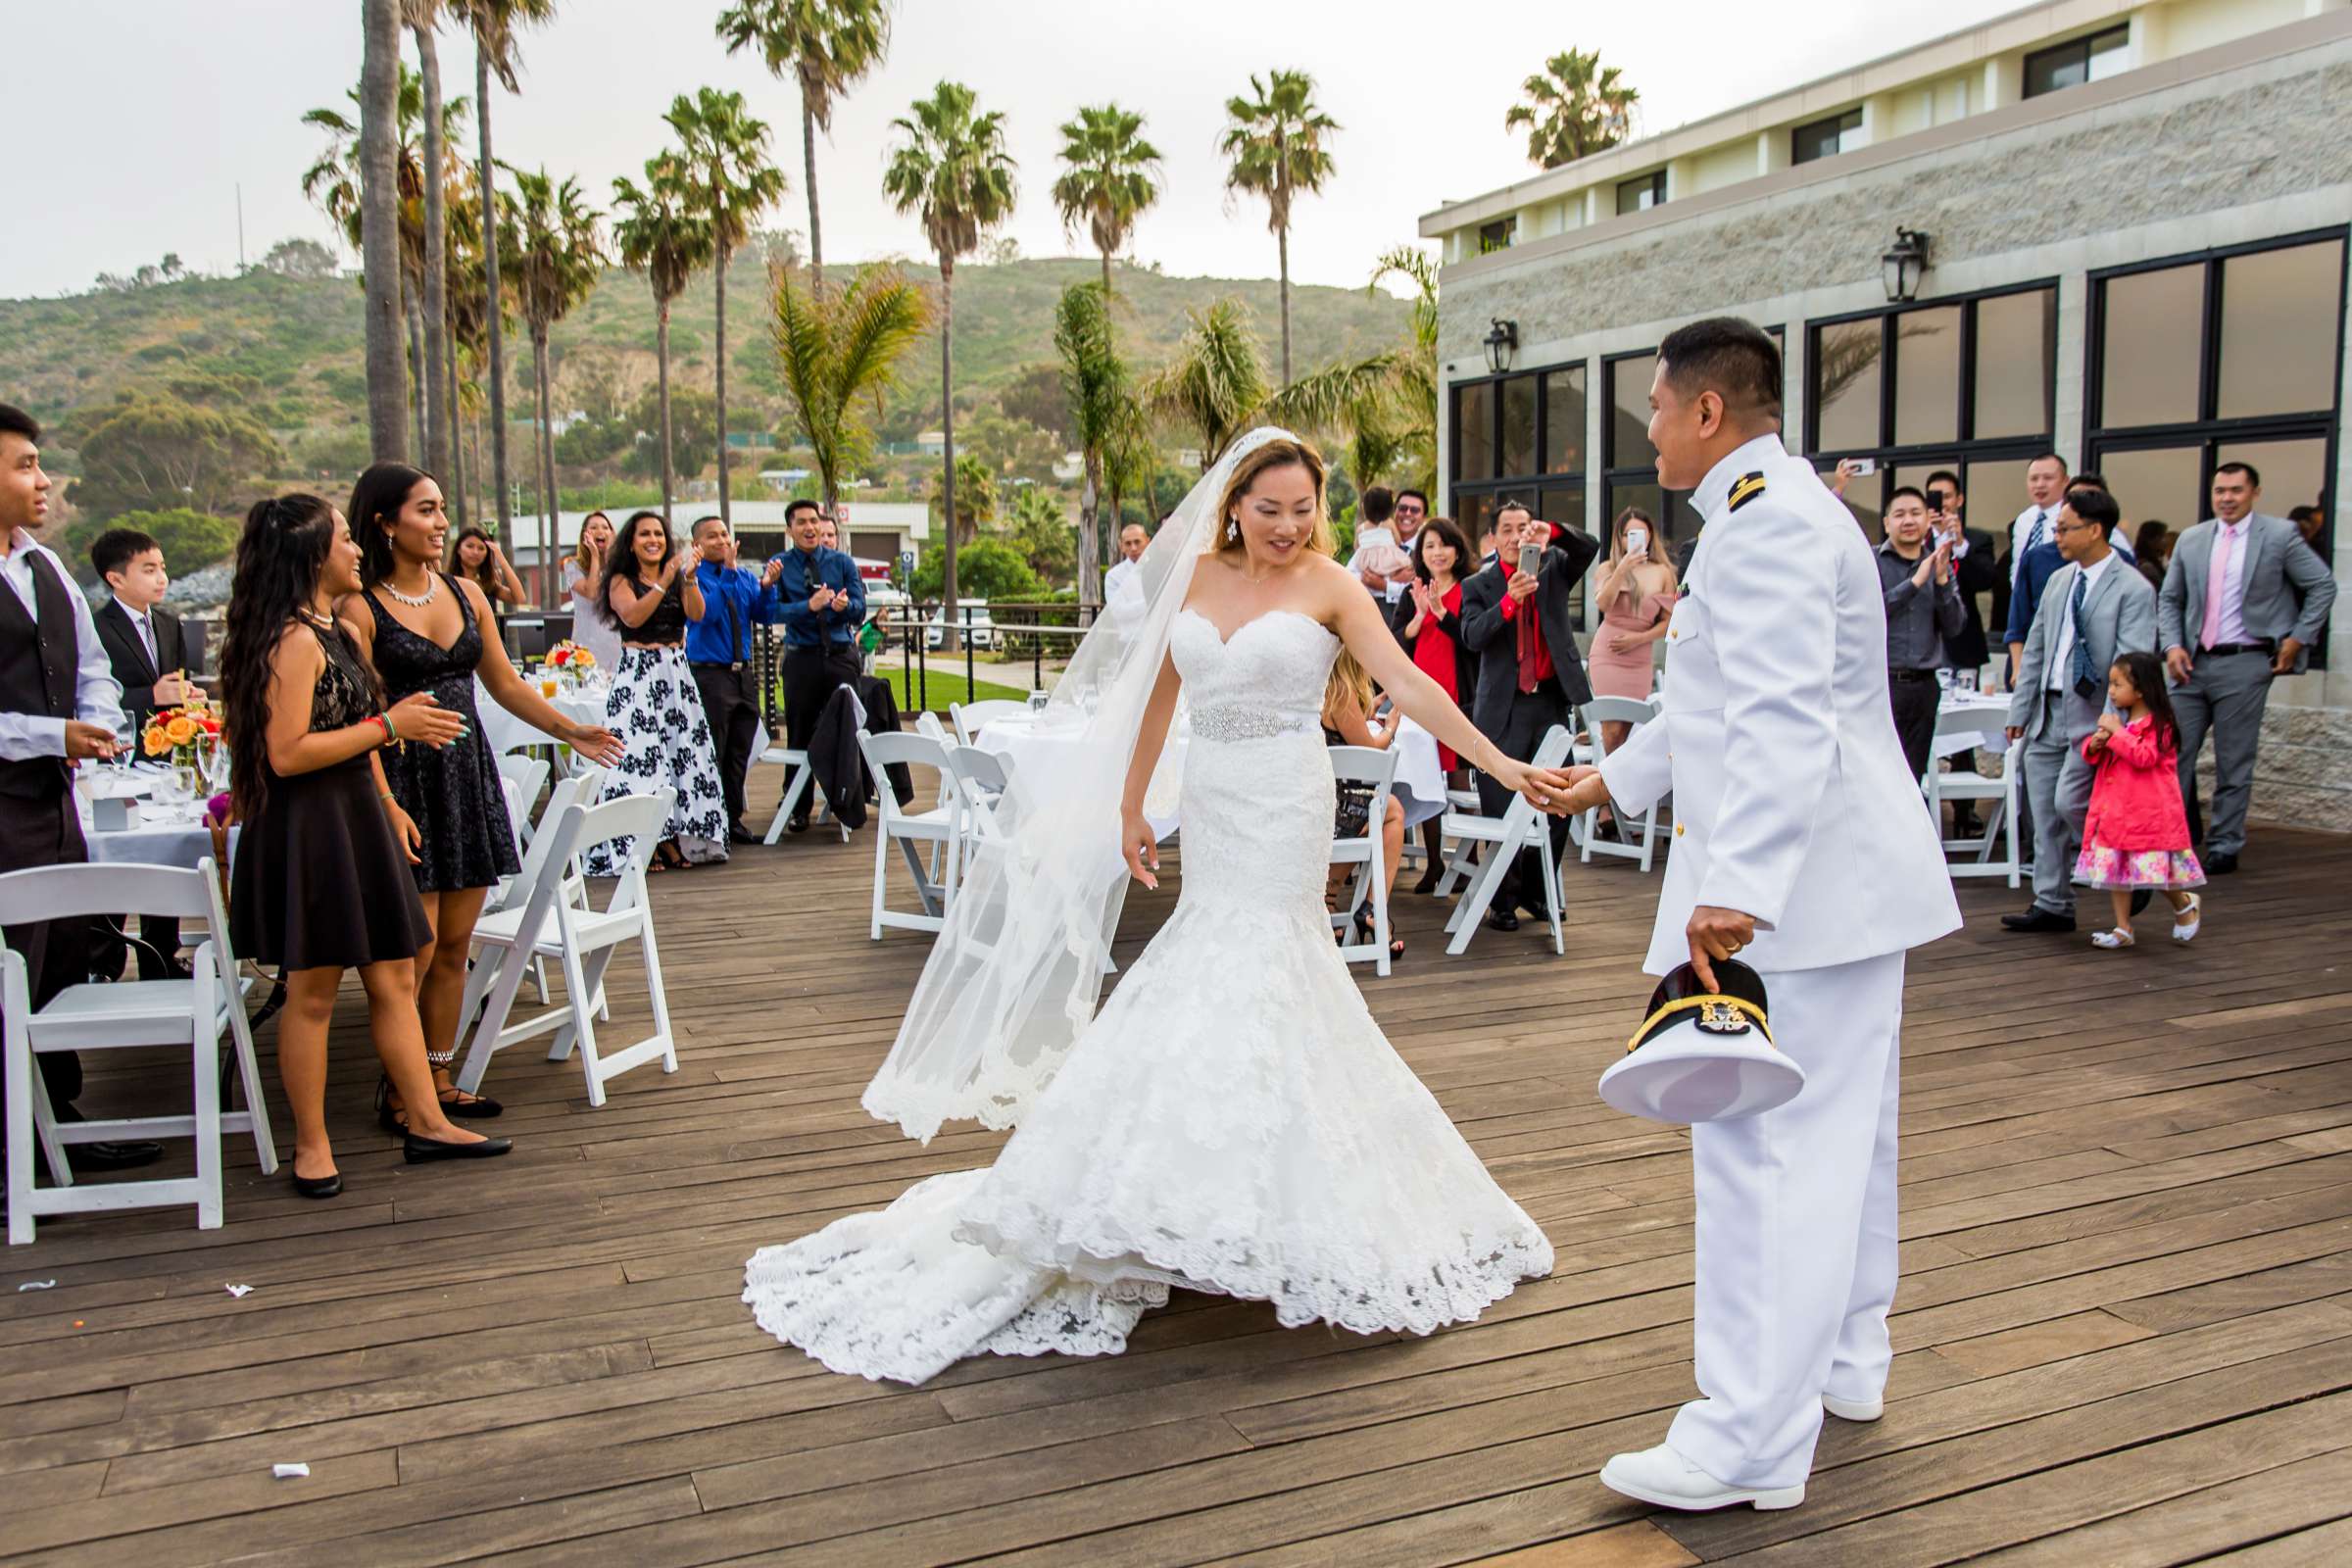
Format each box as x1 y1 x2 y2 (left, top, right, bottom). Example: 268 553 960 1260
1190 706 1318 743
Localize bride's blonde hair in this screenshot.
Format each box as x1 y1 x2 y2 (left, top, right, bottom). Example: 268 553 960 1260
1209 436 1338 559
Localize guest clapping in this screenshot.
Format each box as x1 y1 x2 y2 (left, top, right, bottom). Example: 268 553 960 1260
593 511 731 872
221 494 511 1197
1390 515 1475 893
566 511 623 668
1875 486 1967 784
686 514 784 845
343 464 623 1127
769 499 866 831
1459 500 1598 932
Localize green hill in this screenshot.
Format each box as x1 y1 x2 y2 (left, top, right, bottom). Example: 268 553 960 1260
0 250 1407 464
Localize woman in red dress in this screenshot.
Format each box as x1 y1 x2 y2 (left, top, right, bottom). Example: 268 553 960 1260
1389 516 1476 892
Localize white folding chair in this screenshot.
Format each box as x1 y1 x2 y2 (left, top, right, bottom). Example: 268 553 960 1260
950 699 1033 748
1926 710 2023 887
859 731 960 939
1576 697 1665 872
490 766 607 1009
4 860 276 1244
1436 725 1572 956
914 710 951 745
943 745 1016 890
757 727 850 845
496 753 551 855
454 790 680 1108
1328 745 1403 976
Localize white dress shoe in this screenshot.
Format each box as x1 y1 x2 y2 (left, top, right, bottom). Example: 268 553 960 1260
1822 1392 1884 1422
1598 1443 1804 1511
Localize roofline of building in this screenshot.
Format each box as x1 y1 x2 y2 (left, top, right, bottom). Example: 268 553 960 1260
1429 7 2352 284
1423 0 2179 235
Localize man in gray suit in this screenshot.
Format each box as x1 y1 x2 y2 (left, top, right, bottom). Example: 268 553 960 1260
2157 462 2337 873
2000 487 2157 933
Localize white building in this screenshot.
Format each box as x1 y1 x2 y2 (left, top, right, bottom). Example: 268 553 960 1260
501 499 932 579
1422 0 2351 827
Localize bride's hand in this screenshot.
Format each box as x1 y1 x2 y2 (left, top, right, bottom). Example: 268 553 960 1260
1492 759 1577 814
1121 807 1160 890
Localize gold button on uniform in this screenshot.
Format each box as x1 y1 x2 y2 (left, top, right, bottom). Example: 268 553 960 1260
1675 823 1687 837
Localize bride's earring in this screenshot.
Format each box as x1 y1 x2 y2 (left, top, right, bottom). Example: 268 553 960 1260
1225 516 1240 543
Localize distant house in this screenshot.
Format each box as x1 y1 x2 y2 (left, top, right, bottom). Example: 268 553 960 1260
914 430 947 458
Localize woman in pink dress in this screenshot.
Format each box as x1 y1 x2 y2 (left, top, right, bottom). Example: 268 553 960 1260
1586 507 1680 756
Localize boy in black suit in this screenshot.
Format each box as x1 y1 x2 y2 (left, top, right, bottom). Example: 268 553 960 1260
88 527 188 978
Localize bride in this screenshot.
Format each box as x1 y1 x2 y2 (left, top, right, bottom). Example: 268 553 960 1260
744 431 1571 1385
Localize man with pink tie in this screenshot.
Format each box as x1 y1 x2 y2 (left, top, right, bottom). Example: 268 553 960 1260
2155 462 2335 874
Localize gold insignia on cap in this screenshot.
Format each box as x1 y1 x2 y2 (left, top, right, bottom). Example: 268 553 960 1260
1728 472 1768 513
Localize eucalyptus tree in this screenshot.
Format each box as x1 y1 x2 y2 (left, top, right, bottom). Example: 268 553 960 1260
883 79 1016 644
665 86 787 526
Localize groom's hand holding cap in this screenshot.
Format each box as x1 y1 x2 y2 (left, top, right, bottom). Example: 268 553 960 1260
1687 906 1757 992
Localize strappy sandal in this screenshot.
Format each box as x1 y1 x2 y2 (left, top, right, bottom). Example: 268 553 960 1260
374 1075 410 1135
2172 894 2202 943
1352 907 1406 961
2090 927 2136 950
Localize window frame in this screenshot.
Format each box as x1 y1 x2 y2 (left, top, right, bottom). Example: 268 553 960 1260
1615 171 1667 217
2084 227 2346 663
1805 278 2060 467
1477 217 1516 256
1448 357 1590 521
1600 328 1784 557
2023 24 2129 100
1791 108 1863 168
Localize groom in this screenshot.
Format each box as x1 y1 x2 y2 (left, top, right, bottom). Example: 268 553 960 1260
1555 318 1959 1511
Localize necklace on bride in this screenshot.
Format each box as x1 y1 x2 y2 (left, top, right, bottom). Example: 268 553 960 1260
383 573 438 608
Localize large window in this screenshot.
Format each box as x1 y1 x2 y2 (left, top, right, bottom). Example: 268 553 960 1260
1617 172 1666 216
1478 218 1515 256
2024 25 2129 98
1807 284 2056 539
1792 109 1863 167
2086 231 2343 658
1450 360 1589 543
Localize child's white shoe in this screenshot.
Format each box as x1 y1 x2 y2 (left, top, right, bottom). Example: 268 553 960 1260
2173 894 2202 943
2091 927 2136 950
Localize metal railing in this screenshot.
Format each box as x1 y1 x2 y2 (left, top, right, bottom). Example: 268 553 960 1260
751 599 1102 721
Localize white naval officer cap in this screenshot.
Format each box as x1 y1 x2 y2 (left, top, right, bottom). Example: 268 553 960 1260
1597 958 1803 1124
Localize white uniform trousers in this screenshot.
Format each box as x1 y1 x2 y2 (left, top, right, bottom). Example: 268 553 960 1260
1667 952 1906 1489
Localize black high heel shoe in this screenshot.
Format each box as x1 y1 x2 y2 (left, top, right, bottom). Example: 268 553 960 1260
403 1131 514 1164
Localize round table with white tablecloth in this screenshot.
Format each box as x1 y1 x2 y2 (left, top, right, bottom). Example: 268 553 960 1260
474 676 612 760
75 770 236 870
1935 688 2014 758
1374 714 1449 827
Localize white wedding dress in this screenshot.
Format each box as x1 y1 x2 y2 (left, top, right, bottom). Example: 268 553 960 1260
742 607 1554 1385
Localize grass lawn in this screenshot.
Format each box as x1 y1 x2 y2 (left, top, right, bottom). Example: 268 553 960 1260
771 665 1034 715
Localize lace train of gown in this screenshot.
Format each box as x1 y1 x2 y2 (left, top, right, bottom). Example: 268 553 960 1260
743 608 1554 1385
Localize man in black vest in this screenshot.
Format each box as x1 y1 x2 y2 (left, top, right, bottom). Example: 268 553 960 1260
89 526 192 978
1459 500 1600 930
0 405 159 1171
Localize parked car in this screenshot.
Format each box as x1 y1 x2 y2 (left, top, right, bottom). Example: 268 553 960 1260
924 602 998 651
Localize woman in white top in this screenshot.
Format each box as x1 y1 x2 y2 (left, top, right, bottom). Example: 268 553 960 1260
564 511 623 668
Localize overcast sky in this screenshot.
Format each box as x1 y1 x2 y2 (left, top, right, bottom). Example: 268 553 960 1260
6 0 2026 301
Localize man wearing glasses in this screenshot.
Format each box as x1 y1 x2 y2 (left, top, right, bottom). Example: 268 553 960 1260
2000 487 2155 933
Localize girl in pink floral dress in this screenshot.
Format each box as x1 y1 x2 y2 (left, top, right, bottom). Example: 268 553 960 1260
2075 649 2205 950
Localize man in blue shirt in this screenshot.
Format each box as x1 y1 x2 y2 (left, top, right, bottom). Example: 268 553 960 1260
687 514 784 845
769 499 867 832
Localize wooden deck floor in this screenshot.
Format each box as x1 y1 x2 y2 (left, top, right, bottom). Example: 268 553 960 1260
8 761 2352 1567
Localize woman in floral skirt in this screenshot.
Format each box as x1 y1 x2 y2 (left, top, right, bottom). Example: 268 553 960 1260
590 511 728 873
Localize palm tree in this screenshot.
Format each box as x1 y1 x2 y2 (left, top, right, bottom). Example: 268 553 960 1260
359 0 409 460
1054 280 1131 606
770 261 931 514
1503 47 1640 170
460 0 558 540
407 1 454 480
1052 104 1161 300
304 64 470 466
714 0 892 300
1150 297 1269 471
501 167 604 604
1218 70 1338 388
664 87 787 529
883 79 1016 646
612 153 714 526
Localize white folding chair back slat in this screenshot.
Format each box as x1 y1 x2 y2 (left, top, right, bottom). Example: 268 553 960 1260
1575 697 1665 873
950 700 1032 748
859 730 960 939
454 789 681 1107
3 859 275 1244
496 754 551 854
757 737 850 844
1327 745 1403 976
1437 725 1572 956
1925 710 2022 887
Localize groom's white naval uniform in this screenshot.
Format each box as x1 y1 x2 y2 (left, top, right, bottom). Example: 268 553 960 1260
1598 431 1960 1498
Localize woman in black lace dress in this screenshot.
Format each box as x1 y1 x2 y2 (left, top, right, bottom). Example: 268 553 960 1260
343 465 622 1128
221 494 513 1199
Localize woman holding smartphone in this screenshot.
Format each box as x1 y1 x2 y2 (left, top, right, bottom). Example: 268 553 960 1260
1587 506 1679 749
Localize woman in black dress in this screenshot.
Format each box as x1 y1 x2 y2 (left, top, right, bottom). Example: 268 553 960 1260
343 465 623 1127
221 494 513 1198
